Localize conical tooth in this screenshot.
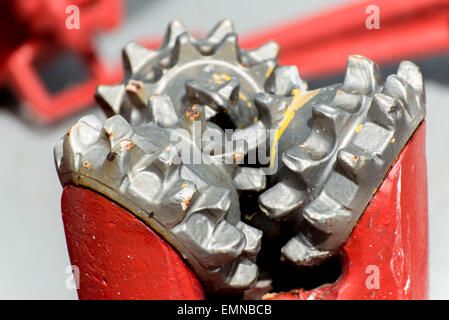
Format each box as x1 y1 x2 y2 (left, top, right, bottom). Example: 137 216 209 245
369 93 403 128
101 115 133 147
54 137 64 170
281 235 332 266
78 114 103 130
206 19 235 44
247 41 280 63
65 115 103 150
383 74 421 119
302 194 352 235
153 144 180 177
222 258 258 290
330 89 362 113
397 60 424 94
217 78 240 103
342 55 383 95
169 32 200 65
148 95 179 127
258 180 307 220
232 120 268 157
150 180 197 227
185 78 239 110
95 84 125 117
282 145 321 184
125 80 146 109
188 186 231 221
249 60 277 87
204 106 218 120
264 65 307 95
211 136 247 166
172 213 245 269
254 92 288 125
161 19 188 49
336 146 371 182
122 42 158 74
312 103 346 137
236 221 262 259
232 167 266 191
213 33 239 60
209 220 246 260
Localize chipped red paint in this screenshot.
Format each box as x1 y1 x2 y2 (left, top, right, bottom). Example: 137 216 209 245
61 185 205 300
267 122 428 300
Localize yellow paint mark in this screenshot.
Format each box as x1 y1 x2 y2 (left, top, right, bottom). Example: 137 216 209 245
269 88 320 167
220 73 231 81
265 66 274 78
391 138 396 143
247 102 252 108
181 183 187 188
212 73 223 84
372 188 378 195
253 117 258 124
239 92 248 101
355 124 364 133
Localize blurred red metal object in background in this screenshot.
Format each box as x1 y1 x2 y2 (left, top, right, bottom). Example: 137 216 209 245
2 0 448 123
242 0 449 79
0 0 123 123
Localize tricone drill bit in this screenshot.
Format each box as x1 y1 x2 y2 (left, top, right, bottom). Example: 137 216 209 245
55 19 426 294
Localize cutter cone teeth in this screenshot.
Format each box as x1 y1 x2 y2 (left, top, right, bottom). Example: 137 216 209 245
397 61 424 95
148 95 179 127
245 41 280 63
161 19 188 49
206 19 235 45
122 42 159 76
125 80 147 109
265 65 307 95
96 20 279 131
369 94 403 129
56 18 427 293
258 172 307 220
255 56 425 266
236 221 263 259
342 55 383 95
56 109 261 293
185 77 240 112
212 33 240 60
95 84 125 117
281 235 332 267
232 167 266 192
383 75 421 119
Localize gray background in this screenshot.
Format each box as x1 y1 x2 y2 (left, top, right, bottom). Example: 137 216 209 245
0 0 447 299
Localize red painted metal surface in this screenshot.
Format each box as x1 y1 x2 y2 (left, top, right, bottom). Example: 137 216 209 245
60 123 427 300
267 122 428 300
61 185 205 300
